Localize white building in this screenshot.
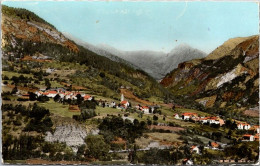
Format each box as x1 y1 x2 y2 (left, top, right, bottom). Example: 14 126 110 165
141 106 150 114
190 146 200 154
174 114 181 119
237 123 251 130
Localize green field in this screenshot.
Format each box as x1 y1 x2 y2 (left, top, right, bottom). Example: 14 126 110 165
38 99 80 118
95 106 124 116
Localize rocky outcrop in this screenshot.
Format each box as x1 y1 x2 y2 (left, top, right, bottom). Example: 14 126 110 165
45 125 99 152
2 7 79 52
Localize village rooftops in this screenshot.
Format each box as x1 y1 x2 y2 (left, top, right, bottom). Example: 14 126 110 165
120 100 128 104
48 91 58 94
182 113 198 116
237 123 250 126
190 145 197 149
243 134 252 137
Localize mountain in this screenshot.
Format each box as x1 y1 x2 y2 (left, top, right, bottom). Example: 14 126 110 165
160 35 259 110
89 43 206 80
159 44 207 79
1 5 169 99
63 33 139 69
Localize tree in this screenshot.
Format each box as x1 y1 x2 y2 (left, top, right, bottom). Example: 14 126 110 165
11 86 18 94
147 119 152 126
172 104 175 110
29 92 37 101
85 135 110 160
44 78 51 89
54 94 61 102
80 109 96 120
76 94 83 104
153 115 158 121
99 72 105 78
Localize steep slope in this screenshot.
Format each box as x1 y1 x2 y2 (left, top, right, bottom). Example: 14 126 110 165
1 5 169 99
161 35 259 109
1 6 79 53
97 44 206 80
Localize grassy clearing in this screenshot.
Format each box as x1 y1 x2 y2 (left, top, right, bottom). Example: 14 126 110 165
50 81 64 88
147 132 182 143
147 96 164 104
95 106 124 116
38 99 80 118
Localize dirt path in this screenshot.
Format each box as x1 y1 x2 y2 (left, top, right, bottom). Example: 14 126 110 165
120 89 153 105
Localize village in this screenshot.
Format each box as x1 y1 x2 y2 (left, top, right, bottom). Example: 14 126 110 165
15 86 260 148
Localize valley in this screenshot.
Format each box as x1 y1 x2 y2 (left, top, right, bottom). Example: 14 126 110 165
1 5 259 165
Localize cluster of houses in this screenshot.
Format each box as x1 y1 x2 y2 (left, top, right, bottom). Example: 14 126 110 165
35 88 93 101
173 113 225 126
242 134 259 142
236 121 259 142
190 142 222 155
174 112 259 142
99 94 158 114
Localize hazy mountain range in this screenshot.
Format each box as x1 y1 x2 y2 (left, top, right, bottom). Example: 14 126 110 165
64 33 207 80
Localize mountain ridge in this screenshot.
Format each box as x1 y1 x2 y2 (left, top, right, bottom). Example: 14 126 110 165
66 37 206 80
160 35 259 110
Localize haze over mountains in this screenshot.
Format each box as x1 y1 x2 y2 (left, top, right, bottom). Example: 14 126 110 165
65 33 207 80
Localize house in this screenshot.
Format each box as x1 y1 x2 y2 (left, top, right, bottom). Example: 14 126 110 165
200 116 223 125
237 123 251 130
35 91 43 97
46 68 55 74
182 113 198 120
173 113 181 119
58 92 65 99
242 134 255 142
200 117 208 124
218 119 225 126
46 91 58 98
84 95 92 101
120 100 129 108
190 145 200 154
211 142 219 149
183 159 193 165
141 106 150 114
208 117 220 124
42 92 49 96
110 101 116 108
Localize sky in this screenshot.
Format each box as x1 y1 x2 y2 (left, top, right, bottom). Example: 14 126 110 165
2 1 259 53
